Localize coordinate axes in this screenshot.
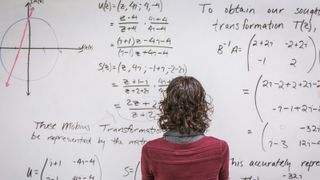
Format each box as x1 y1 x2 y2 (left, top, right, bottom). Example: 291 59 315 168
1 3 87 95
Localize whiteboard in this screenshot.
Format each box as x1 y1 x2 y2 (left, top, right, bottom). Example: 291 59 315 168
0 0 320 179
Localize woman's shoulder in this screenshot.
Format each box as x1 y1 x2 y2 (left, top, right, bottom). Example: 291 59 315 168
201 136 229 152
143 137 166 148
204 136 228 145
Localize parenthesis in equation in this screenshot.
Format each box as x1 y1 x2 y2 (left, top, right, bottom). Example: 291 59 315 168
131 36 135 46
254 74 264 123
261 122 269 152
118 49 122 58
117 37 121 46
108 1 112 12
159 0 163 12
117 61 122 74
247 34 256 72
134 161 141 180
308 16 313 33
183 64 187 75
94 155 103 180
40 158 48 180
117 0 122 13
307 36 317 73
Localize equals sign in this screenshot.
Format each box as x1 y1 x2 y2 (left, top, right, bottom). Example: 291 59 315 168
112 83 119 87
247 130 252 134
242 89 249 95
114 104 121 109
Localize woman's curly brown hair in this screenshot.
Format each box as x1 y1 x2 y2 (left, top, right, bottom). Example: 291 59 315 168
158 76 213 134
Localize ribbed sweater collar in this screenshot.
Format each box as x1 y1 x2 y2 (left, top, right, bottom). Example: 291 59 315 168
163 130 204 144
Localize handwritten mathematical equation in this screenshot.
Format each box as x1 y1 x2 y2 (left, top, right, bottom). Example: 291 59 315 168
102 0 170 57
111 77 170 95
113 36 172 57
114 98 160 121
97 61 187 75
110 15 168 33
26 156 102 180
98 0 163 13
247 74 320 153
115 36 171 47
261 79 320 90
109 15 171 57
216 35 319 73
272 105 320 113
110 77 172 122
122 161 140 180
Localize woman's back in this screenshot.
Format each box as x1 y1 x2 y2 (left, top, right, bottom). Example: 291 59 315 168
141 136 229 180
141 76 230 180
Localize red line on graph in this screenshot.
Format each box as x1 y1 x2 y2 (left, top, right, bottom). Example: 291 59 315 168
5 6 35 87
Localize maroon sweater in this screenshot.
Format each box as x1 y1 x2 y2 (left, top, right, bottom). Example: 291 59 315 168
141 136 229 180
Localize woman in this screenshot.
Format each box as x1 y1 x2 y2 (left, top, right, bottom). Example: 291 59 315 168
141 76 229 180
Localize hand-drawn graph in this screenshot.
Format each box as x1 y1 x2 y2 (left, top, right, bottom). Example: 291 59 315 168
0 4 85 95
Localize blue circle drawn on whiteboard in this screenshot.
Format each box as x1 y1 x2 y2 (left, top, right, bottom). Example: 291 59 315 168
0 17 59 81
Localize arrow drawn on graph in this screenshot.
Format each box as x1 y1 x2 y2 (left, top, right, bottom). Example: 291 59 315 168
5 6 35 87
